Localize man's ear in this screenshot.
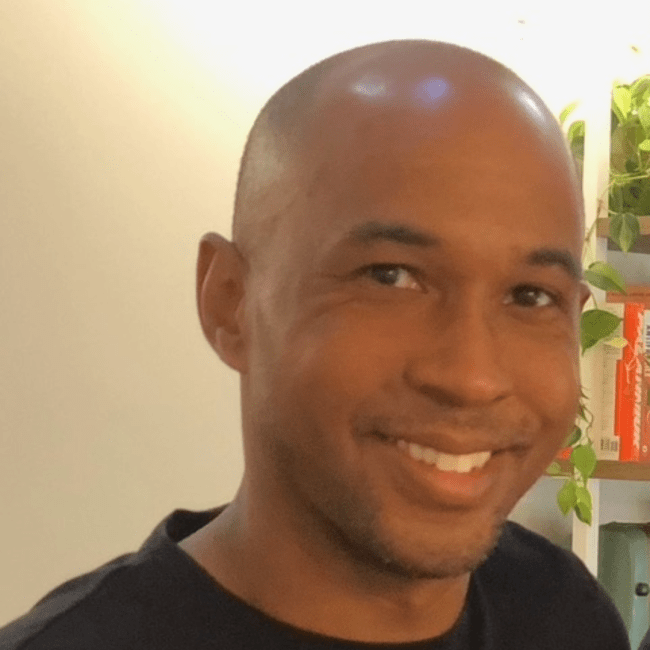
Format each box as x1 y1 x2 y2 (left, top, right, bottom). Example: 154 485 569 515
196 232 248 373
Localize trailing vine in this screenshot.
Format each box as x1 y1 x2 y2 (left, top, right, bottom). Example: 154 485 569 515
546 74 650 524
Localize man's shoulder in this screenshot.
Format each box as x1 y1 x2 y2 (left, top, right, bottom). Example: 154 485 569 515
474 521 630 648
0 550 144 650
0 509 220 650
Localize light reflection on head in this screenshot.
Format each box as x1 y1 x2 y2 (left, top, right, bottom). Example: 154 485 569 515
349 74 391 100
514 86 545 121
413 77 451 107
348 73 453 113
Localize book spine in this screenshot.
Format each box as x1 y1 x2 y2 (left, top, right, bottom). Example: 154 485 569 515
617 303 645 462
597 345 622 460
641 311 650 463
593 304 624 461
606 286 650 308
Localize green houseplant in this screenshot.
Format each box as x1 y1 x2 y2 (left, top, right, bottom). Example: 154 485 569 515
547 74 650 524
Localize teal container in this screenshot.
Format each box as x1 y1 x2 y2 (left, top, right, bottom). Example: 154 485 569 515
598 522 650 650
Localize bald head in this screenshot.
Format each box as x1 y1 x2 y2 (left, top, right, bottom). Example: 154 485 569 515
232 40 579 262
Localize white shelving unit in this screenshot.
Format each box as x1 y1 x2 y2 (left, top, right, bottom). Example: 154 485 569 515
570 73 612 576
571 74 650 576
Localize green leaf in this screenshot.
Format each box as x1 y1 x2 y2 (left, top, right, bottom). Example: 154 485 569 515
574 501 592 525
623 182 643 208
613 86 632 122
610 184 623 212
567 120 585 142
571 444 598 481
639 103 650 136
639 139 650 151
581 309 623 353
557 480 577 515
564 425 582 447
584 261 627 293
560 101 579 126
610 126 630 174
638 183 650 216
547 461 562 476
612 104 625 126
631 76 650 107
604 337 628 349
610 213 641 253
575 485 593 511
634 122 648 152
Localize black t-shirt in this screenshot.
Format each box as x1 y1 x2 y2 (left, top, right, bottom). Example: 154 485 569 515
0 507 630 649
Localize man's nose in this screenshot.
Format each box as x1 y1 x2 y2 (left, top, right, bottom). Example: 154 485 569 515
403 299 514 408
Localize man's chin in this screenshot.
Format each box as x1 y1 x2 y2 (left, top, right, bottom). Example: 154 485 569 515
380 532 502 581
340 516 507 582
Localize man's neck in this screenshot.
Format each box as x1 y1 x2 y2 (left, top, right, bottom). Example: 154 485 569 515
178 497 471 644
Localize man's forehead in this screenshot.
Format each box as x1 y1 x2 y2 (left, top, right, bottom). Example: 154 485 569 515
296 61 567 185
244 42 582 270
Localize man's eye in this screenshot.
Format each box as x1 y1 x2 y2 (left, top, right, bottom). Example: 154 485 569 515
363 265 420 290
507 285 557 308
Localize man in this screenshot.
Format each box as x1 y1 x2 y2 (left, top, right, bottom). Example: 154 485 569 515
0 40 630 649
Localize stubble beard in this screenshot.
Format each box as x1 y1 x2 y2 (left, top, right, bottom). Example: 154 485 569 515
318 492 510 582
268 422 512 584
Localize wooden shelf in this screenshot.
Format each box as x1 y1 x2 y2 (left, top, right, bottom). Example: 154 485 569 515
551 459 650 481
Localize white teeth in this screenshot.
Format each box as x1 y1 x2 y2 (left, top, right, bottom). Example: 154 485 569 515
400 441 491 473
408 442 424 461
422 447 439 464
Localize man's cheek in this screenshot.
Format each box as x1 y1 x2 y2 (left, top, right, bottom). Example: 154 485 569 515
529 346 580 404
292 325 393 391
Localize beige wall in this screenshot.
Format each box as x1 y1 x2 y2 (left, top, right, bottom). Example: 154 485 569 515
0 1 251 622
2 0 649 626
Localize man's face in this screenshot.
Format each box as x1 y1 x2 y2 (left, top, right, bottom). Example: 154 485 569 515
240 90 587 580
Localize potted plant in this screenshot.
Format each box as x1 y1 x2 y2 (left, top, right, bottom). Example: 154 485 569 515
547 74 650 524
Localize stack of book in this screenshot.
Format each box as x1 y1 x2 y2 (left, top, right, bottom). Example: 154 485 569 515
592 287 650 462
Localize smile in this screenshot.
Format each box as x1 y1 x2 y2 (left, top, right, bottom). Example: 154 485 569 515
396 439 492 473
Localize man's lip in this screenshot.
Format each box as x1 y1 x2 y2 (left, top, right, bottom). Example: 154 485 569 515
370 429 529 456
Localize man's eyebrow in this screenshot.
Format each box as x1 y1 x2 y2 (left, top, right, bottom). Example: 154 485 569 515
342 224 583 280
526 248 583 281
344 221 439 247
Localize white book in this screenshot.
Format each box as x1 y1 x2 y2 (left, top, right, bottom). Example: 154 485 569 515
591 304 624 461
